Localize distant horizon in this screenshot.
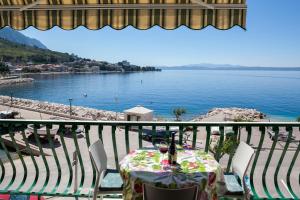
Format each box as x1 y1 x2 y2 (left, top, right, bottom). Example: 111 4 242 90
158 63 300 68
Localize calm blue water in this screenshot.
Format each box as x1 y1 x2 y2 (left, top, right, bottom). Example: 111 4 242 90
0 70 300 120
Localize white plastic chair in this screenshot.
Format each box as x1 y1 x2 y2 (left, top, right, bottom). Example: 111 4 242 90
220 141 255 199
89 139 123 200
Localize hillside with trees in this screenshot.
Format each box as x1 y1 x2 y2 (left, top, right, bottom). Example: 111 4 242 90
0 38 77 64
0 38 160 73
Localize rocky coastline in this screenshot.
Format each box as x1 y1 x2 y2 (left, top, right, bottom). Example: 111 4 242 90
192 107 266 122
0 95 124 121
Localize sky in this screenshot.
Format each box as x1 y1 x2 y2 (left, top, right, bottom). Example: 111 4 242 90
20 0 300 67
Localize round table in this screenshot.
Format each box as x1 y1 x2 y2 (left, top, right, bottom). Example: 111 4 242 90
119 149 223 200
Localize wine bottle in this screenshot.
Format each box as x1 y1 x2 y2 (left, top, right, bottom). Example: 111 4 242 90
168 133 177 165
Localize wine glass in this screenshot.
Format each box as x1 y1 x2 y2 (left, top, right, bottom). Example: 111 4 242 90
158 141 168 164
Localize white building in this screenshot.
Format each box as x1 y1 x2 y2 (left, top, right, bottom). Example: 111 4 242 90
124 106 153 121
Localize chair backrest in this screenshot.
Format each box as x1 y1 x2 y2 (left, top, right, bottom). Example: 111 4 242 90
143 184 198 200
231 141 255 182
89 139 107 174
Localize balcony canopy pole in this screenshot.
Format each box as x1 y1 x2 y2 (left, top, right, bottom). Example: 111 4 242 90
190 0 215 9
13 2 246 11
19 0 41 11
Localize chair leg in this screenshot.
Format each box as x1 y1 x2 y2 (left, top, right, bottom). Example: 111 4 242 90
93 191 97 200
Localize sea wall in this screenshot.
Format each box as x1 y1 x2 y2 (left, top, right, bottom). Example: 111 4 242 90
0 78 34 85
0 95 124 121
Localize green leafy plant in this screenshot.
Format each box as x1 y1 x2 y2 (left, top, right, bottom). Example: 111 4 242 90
172 107 187 121
233 116 254 122
220 132 239 157
210 132 239 159
0 62 10 76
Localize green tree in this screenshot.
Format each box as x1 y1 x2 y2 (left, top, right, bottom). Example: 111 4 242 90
21 67 41 73
173 107 187 121
297 116 300 122
0 62 10 76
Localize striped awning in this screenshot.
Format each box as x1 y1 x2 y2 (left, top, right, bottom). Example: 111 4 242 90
0 0 247 30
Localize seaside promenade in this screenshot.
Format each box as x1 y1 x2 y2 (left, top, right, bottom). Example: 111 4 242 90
0 103 299 199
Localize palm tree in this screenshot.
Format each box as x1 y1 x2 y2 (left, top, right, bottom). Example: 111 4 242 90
173 107 187 121
297 116 300 122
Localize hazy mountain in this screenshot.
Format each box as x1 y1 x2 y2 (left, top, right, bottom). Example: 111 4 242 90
159 63 300 71
0 27 47 49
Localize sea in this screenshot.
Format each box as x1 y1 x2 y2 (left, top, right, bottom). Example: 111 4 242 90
0 69 300 121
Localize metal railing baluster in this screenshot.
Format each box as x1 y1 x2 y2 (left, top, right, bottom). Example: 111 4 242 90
274 126 293 198
45 125 61 195
165 126 170 144
71 125 85 194
57 126 73 195
0 130 16 191
125 125 130 154
138 125 143 149
179 125 183 145
226 125 238 172
84 125 96 192
205 126 211 153
215 126 224 162
98 125 103 142
262 126 279 198
286 127 300 199
8 125 27 192
250 126 265 198
246 126 252 144
192 125 197 149
20 129 39 194
111 125 119 170
33 124 50 194
151 125 156 145
0 154 5 186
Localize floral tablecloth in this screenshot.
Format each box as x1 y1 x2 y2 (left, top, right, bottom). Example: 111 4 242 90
119 149 223 200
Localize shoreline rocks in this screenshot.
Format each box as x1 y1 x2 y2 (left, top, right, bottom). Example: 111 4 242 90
192 107 266 122
0 95 124 121
0 78 34 85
